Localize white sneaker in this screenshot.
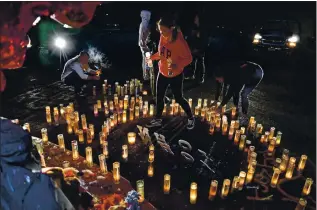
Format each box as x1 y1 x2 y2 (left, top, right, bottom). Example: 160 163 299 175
146 118 162 128
187 117 195 130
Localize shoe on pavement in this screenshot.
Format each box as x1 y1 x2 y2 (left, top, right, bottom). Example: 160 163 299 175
146 118 163 128
187 117 195 130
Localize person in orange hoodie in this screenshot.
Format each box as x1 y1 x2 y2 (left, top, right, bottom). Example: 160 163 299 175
146 15 195 130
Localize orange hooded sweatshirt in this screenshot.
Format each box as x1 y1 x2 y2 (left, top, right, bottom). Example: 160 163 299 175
151 31 193 77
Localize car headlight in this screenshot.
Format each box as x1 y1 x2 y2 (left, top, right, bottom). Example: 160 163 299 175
288 35 299 43
254 33 262 40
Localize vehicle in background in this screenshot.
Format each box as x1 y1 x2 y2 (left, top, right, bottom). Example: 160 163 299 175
252 20 301 54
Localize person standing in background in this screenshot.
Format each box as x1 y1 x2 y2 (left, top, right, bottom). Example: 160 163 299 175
186 14 208 84
146 15 195 130
138 10 152 81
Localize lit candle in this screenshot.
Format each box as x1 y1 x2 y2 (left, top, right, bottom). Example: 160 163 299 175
113 162 120 184
238 171 246 190
215 117 221 129
194 106 200 116
97 100 102 110
137 180 145 202
231 176 239 193
260 135 265 143
208 180 218 200
269 127 275 140
163 174 171 194
99 132 106 146
239 135 246 151
209 123 215 135
222 121 228 134
71 140 79 160
174 103 179 115
231 106 237 116
134 106 140 119
250 152 257 163
114 96 119 106
94 104 98 116
113 113 118 126
234 130 241 144
280 149 289 172
53 107 59 125
122 110 127 123
188 98 192 108
197 98 202 108
89 124 94 138
127 132 136 145
248 146 255 162
148 150 154 163
163 104 167 115
221 105 226 114
74 111 79 122
206 111 212 122
216 102 221 108
298 155 307 171
248 160 257 171
59 104 65 117
35 138 44 155
78 129 84 143
276 131 282 145
103 141 109 158
295 198 307 210
267 137 276 156
86 147 93 167
200 108 206 118
270 168 281 188
273 158 282 171
46 106 52 123
169 104 174 116
240 127 245 134
150 104 154 116
302 178 313 196
203 99 208 107
23 123 31 132
250 121 256 132
92 86 96 96
41 128 48 144
102 84 106 94
221 179 231 198
57 134 65 151
190 182 198 204
234 120 240 129
124 97 128 110
122 145 128 160
109 101 114 112
119 99 123 110
246 168 255 183
147 163 154 177
285 157 296 179
87 129 92 144
110 115 115 128
256 124 263 134
81 114 87 131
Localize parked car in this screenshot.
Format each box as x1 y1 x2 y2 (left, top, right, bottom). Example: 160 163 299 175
252 20 301 53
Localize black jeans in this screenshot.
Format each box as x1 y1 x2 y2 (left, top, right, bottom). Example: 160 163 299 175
64 72 87 94
193 55 205 80
156 73 193 118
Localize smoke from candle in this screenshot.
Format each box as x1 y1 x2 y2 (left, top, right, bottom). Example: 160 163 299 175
87 46 111 68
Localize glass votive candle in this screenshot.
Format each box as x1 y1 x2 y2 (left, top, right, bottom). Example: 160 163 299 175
276 131 282 145
267 137 276 156
99 132 106 145
221 179 231 198
122 110 127 123
53 107 59 125
209 123 215 135
124 97 128 110
298 155 307 171
122 145 128 160
264 131 270 143
149 104 154 116
81 114 87 130
229 126 235 136
208 180 218 200
222 121 228 134
206 111 212 122
78 129 84 143
46 106 52 123
273 158 282 171
269 127 275 140
169 104 174 116
248 146 255 162
197 98 202 108
147 163 154 177
129 108 134 121
86 130 92 144
295 198 307 210
302 178 313 196
164 174 171 194
239 135 246 151
215 117 221 129
280 156 289 172
270 168 281 188
86 146 93 167
231 106 237 116
190 182 198 204
71 140 79 160
35 138 44 155
103 141 109 158
57 134 65 151
203 99 208 107
97 100 102 110
127 132 136 145
231 176 239 193
174 103 179 115
240 127 245 135
134 106 140 119
92 86 96 96
285 157 296 179
113 162 120 184
256 124 263 134
188 98 192 108
194 106 200 116
234 130 241 144
200 108 206 118
109 101 114 112
221 105 226 114
94 104 98 116
246 168 255 183
238 171 246 190
41 128 48 143
99 154 108 174
59 104 65 117
148 150 154 163
89 124 94 138
137 180 145 202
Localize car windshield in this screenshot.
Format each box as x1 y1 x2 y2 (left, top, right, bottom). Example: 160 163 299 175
262 21 288 31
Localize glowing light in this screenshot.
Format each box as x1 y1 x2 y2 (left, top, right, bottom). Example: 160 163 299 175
32 17 41 26
54 37 66 49
254 33 262 40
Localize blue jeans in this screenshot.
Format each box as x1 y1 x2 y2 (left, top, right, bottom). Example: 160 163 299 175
234 67 264 114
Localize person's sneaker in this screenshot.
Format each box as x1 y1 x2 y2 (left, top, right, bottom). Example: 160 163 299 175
146 118 163 128
187 117 195 130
